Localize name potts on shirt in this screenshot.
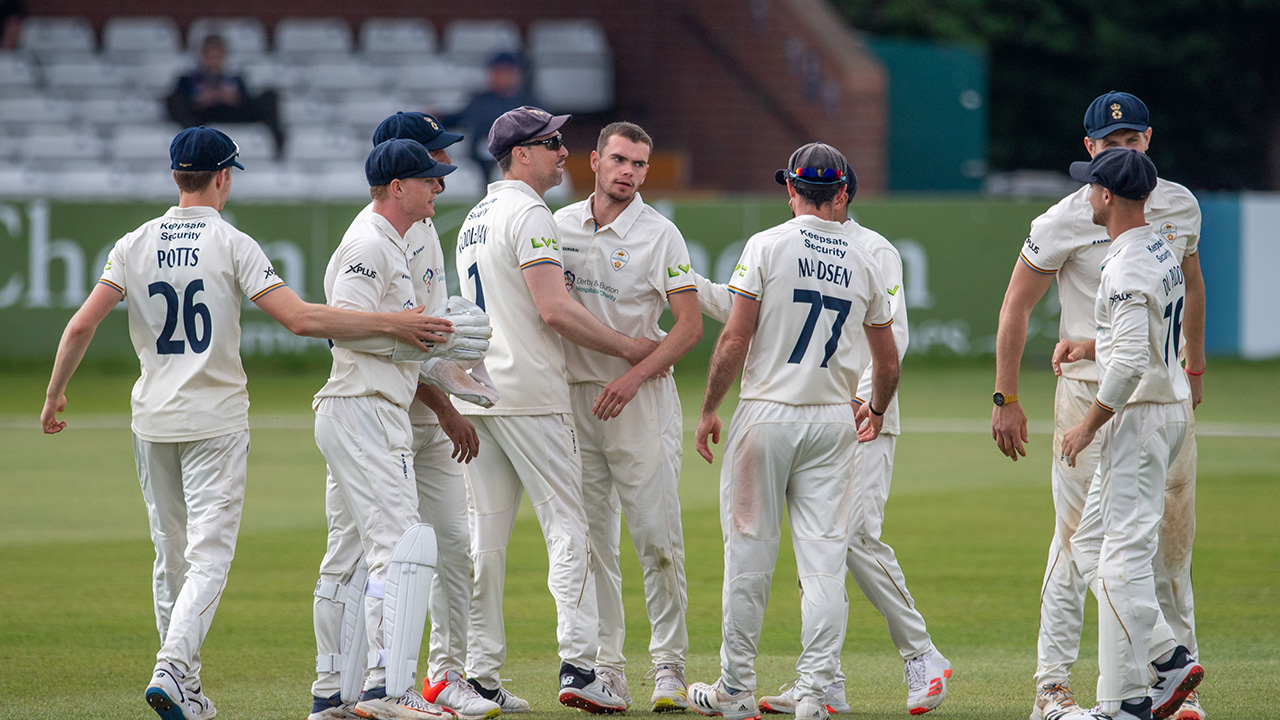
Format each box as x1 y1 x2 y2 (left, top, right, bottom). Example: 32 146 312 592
157 247 199 268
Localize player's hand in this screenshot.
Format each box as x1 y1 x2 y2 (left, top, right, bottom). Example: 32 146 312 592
855 402 883 443
992 402 1030 461
1051 340 1090 376
436 406 479 464
1060 422 1095 468
695 412 721 463
1187 372 1203 409
424 297 493 362
391 306 452 353
41 395 67 434
624 336 661 366
593 372 643 421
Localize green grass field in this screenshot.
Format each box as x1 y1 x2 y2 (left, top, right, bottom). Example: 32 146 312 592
2 358 1278 719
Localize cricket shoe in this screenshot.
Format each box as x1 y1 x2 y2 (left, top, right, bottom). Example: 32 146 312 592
687 678 760 720
1030 682 1080 720
1172 691 1204 720
1062 698 1152 720
146 661 209 720
597 667 632 708
758 679 846 715
648 665 689 713
1148 646 1203 720
467 679 530 713
794 697 828 720
904 648 951 715
354 687 452 720
423 672 502 720
558 663 628 714
310 693 360 720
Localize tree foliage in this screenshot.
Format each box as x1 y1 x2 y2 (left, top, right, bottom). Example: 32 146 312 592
833 0 1280 190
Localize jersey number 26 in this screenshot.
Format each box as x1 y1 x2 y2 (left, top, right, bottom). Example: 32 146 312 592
148 280 212 355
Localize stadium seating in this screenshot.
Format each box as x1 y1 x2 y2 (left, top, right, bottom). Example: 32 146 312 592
0 15 610 201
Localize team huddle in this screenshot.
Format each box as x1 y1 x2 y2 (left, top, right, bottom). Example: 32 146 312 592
40 90 1204 720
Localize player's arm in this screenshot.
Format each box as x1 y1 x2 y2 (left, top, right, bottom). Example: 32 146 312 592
1180 251 1205 408
693 271 733 324
593 289 704 420
853 323 901 443
254 285 451 353
415 383 479 464
1061 293 1147 466
523 262 657 364
695 293 759 463
42 283 124 433
992 260 1055 461
855 248 909 408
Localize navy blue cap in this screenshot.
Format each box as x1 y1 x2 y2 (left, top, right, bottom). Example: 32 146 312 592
170 127 244 171
373 112 464 152
488 106 572 160
1069 147 1157 201
1084 91 1150 139
365 139 457 187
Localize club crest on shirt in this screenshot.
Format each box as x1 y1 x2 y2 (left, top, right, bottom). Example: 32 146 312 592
1159 222 1178 242
611 248 629 270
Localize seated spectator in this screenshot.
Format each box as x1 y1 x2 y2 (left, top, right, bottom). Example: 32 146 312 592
0 0 25 51
166 34 285 158
443 51 539 179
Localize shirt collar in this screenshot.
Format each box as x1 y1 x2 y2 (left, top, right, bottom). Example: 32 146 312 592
1145 180 1170 211
792 213 847 234
1107 223 1156 257
581 192 646 237
167 205 221 219
488 179 548 207
366 210 410 251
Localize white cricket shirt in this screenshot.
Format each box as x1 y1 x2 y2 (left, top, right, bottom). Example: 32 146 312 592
554 192 697 385
1094 225 1192 411
729 215 893 406
98 205 286 443
314 211 421 411
846 218 909 435
454 179 570 415
1019 178 1200 382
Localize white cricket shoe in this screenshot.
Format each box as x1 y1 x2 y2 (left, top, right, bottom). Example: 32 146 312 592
597 667 632 708
649 665 689 713
687 678 760 720
467 679 530 713
422 672 502 720
1061 698 1153 720
558 663 628 714
759 679 847 715
145 661 206 720
354 688 452 720
1173 691 1205 720
904 648 951 715
794 697 829 720
310 693 360 720
1149 647 1203 720
1030 682 1080 720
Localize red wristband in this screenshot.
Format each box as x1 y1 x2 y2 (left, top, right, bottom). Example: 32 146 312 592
1185 367 1205 376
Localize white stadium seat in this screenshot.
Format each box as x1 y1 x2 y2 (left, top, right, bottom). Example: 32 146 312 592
361 18 437 58
532 65 615 113
188 17 268 55
282 94 339 128
0 96 79 128
111 125 180 166
103 17 182 55
51 167 140 199
0 167 51 197
19 17 96 54
298 59 385 95
82 95 167 127
128 53 192 95
275 18 354 56
203 124 276 162
528 19 609 60
42 58 133 95
22 130 108 165
443 20 522 66
334 94 408 131
0 53 39 92
286 127 368 166
528 20 614 113
226 163 305 201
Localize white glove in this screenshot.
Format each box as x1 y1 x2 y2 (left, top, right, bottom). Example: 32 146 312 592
420 357 500 408
392 296 492 364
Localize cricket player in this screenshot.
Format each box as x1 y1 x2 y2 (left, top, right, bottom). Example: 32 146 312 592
687 142 900 720
456 106 656 713
41 127 453 720
310 114 501 720
552 122 703 712
1054 147 1204 720
311 139 473 720
990 92 1206 720
694 162 951 716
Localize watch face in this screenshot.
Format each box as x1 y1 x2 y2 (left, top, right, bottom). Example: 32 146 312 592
993 393 1005 406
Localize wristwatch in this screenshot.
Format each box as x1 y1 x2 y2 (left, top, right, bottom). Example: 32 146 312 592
993 392 1018 407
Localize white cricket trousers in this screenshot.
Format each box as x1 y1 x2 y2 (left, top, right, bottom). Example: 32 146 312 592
1035 378 1198 688
313 395 419 696
464 413 599 686
572 377 689 672
1070 401 1188 704
134 430 249 690
719 400 855 700
843 433 933 660
411 419 473 681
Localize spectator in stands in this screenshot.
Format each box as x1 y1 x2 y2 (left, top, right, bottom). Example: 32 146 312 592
443 51 539 179
0 0 26 51
166 34 286 158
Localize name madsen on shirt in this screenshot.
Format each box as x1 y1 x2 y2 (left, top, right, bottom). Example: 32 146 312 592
797 257 851 288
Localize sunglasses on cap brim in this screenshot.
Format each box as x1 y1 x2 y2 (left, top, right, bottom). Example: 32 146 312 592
516 133 564 152
788 167 846 184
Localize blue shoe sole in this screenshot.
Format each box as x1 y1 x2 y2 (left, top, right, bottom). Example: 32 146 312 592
146 687 189 720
